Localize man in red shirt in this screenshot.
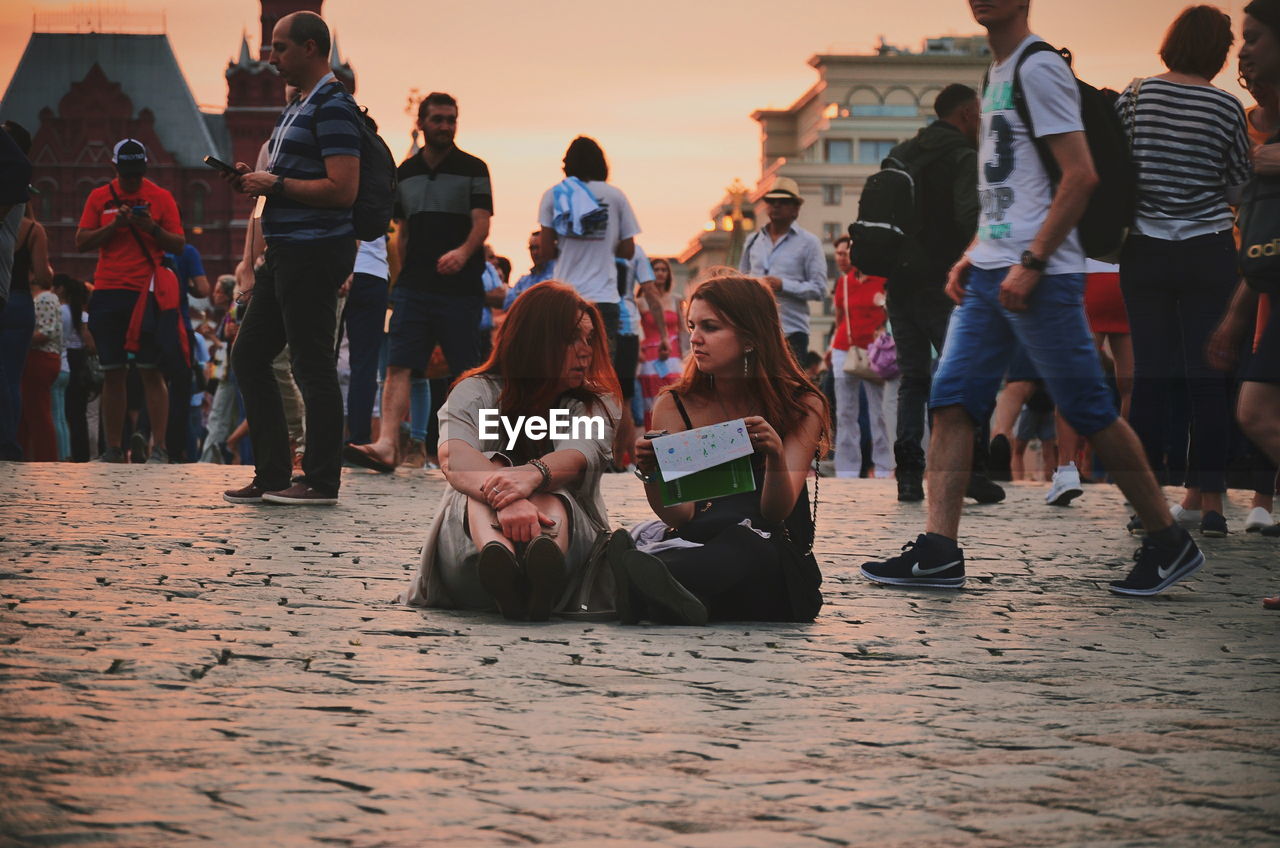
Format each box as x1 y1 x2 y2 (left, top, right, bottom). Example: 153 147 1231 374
76 139 185 463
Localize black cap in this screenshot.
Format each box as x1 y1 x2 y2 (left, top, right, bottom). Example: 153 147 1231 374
112 138 148 177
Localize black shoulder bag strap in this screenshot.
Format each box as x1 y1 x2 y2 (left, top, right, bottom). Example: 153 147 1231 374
1011 42 1073 188
108 182 161 275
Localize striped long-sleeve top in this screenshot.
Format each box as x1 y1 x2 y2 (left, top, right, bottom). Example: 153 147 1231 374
1117 78 1252 240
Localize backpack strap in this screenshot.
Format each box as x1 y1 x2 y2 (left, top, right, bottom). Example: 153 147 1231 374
1010 41 1073 188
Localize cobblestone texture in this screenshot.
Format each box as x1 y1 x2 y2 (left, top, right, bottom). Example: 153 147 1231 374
1 463 1277 847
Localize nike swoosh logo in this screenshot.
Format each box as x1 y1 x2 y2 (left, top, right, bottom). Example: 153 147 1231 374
1157 540 1193 580
912 559 962 576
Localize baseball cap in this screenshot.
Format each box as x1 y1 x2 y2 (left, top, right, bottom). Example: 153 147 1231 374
112 139 148 176
762 176 802 202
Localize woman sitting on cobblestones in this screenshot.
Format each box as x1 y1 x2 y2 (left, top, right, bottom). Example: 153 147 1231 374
401 282 621 621
617 274 831 625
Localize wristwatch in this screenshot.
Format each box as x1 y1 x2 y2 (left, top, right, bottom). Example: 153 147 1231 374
271 175 285 197
1020 250 1047 272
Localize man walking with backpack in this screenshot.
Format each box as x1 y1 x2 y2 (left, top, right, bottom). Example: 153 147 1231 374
880 84 981 501
222 10 360 505
860 0 1203 597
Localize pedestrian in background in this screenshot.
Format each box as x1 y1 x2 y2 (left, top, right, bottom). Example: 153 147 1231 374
1118 4 1251 537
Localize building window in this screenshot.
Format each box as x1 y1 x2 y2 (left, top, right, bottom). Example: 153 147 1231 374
850 104 918 117
824 139 853 164
823 222 843 243
822 184 842 206
188 184 208 228
34 180 57 221
859 139 897 165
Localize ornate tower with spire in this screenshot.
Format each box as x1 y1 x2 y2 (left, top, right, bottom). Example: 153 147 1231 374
223 0 355 216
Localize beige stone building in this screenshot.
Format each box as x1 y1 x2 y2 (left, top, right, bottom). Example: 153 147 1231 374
681 36 992 350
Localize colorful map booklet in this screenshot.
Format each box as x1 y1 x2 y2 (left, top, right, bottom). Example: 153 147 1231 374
651 419 757 506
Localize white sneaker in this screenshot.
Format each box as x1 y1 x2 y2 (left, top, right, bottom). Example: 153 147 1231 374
1245 506 1276 533
1170 504 1202 526
1045 464 1084 506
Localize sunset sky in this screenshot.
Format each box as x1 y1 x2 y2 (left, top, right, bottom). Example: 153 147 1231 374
0 0 1255 269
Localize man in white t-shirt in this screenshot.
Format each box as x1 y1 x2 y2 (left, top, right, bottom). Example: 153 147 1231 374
538 136 640 359
861 0 1203 598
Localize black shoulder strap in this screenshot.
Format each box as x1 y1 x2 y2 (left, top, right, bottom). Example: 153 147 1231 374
108 182 159 271
1011 41 1072 187
670 392 694 430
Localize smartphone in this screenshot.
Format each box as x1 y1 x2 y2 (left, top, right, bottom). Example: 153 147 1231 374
131 203 150 215
203 155 240 176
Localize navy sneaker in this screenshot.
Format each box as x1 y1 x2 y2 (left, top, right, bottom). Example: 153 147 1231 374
860 534 966 588
1109 531 1204 597
1200 511 1228 538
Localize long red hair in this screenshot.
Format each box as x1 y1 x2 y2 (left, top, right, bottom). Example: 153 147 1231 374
667 274 831 451
458 281 621 444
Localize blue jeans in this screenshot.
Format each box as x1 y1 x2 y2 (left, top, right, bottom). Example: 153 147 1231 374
1120 232 1235 493
930 268 1117 437
341 273 388 445
0 290 34 460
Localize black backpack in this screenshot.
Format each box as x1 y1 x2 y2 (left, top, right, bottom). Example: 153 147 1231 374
847 148 950 278
318 85 397 241
351 106 397 241
989 42 1135 261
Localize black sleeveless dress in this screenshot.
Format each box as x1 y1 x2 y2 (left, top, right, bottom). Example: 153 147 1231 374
651 393 823 622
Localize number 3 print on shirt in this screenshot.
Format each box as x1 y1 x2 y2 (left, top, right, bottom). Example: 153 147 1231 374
983 114 1015 185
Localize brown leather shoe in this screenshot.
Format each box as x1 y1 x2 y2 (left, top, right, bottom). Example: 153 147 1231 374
261 483 338 505
524 536 567 622
477 542 527 620
401 438 427 469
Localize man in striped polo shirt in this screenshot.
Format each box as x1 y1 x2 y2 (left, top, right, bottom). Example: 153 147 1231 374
223 10 361 506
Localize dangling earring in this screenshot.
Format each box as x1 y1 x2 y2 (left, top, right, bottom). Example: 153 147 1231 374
743 349 753 377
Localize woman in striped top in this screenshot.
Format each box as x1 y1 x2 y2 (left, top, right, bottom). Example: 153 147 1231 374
1117 4 1252 538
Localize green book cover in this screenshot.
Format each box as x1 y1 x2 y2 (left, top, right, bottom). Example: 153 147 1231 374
658 455 757 507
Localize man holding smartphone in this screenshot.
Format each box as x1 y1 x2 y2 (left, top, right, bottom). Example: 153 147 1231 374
220 10 360 505
76 138 185 464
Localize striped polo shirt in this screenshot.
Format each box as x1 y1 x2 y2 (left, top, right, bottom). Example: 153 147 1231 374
261 77 362 243
1118 78 1251 240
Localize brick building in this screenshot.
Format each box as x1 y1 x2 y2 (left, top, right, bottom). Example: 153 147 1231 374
0 0 354 283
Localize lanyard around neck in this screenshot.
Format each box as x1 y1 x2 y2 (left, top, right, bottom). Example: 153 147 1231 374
268 71 338 172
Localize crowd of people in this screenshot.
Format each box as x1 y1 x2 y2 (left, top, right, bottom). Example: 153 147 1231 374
2 0 1278 617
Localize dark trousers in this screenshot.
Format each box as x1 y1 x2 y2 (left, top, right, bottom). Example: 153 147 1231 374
340 272 387 445
0 290 34 460
657 525 792 621
594 301 620 360
232 238 356 494
886 277 953 461
1121 232 1235 493
786 332 809 367
165 365 193 461
65 348 91 462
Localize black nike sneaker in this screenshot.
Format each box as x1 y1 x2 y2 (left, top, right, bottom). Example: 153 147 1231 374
1109 531 1205 597
860 533 966 588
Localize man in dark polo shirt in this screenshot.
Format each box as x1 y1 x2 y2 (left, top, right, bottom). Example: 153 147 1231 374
345 91 492 472
222 10 361 505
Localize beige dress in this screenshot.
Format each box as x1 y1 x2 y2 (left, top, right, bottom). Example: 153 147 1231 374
400 375 619 613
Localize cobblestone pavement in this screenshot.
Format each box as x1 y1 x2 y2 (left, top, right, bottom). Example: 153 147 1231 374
1 463 1277 847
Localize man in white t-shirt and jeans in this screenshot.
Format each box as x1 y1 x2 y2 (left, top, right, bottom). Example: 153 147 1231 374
861 0 1204 597
538 136 640 360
